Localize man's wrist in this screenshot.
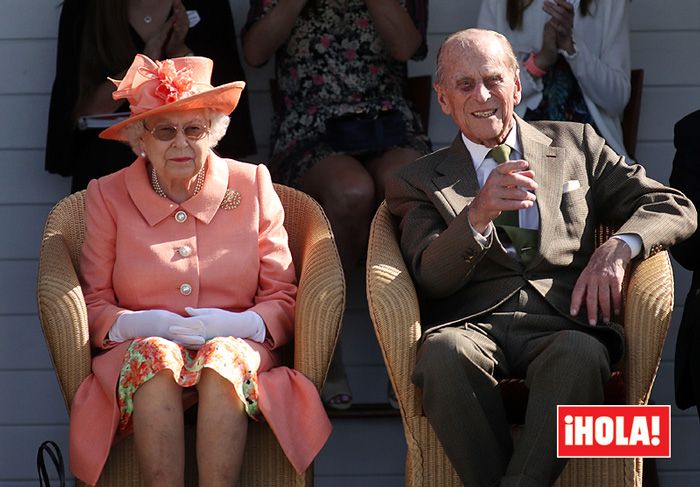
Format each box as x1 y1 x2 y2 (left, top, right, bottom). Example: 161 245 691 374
611 234 642 259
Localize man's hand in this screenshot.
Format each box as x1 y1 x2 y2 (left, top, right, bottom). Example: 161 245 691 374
570 238 632 325
468 160 538 233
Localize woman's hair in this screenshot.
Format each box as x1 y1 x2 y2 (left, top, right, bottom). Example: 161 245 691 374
124 110 231 155
507 0 596 30
75 0 137 117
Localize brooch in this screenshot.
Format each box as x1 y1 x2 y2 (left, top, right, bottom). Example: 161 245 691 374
220 189 241 210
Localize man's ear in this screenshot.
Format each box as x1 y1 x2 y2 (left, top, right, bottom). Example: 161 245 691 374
434 83 451 116
513 69 523 106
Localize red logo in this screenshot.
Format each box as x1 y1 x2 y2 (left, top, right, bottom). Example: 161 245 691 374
557 405 670 458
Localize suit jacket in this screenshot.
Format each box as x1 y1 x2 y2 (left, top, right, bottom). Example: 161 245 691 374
671 110 700 413
70 154 330 485
386 116 696 364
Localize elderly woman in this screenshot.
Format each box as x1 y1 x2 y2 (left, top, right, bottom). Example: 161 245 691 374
69 54 331 486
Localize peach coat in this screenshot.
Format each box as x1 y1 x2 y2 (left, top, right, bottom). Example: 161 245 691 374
70 153 331 485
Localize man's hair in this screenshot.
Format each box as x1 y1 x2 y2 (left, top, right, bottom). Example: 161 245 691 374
435 28 519 86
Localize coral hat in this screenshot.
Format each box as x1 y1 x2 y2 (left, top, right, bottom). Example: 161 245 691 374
100 54 245 141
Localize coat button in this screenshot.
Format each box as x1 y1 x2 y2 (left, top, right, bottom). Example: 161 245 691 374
180 283 192 295
175 211 188 223
178 245 192 257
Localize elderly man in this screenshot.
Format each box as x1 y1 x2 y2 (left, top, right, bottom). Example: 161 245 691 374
385 28 696 487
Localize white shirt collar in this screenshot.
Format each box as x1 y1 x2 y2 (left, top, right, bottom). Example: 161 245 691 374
461 121 521 171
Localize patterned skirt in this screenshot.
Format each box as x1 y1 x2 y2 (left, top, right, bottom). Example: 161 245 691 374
117 336 261 431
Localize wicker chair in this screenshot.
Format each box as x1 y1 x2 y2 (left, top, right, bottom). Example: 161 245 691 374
37 184 345 486
366 202 673 487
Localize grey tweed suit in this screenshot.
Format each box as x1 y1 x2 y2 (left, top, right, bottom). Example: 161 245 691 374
385 116 696 486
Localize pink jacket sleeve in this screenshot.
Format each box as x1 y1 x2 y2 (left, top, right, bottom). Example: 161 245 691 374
80 179 128 350
250 164 297 349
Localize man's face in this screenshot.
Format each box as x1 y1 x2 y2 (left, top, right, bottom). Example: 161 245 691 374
435 34 522 147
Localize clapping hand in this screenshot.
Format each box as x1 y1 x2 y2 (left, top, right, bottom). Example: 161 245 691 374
543 0 575 54
142 0 190 60
164 0 191 58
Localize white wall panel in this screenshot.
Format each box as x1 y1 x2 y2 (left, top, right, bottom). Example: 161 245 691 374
0 205 53 259
0 316 53 370
0 426 70 481
0 371 67 424
0 40 56 95
635 141 675 183
630 0 700 31
0 261 38 315
631 32 700 86
0 1 60 39
638 87 700 142
0 95 50 149
0 151 70 203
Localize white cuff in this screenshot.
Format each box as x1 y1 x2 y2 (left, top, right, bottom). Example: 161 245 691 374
468 219 493 247
249 311 267 343
611 234 642 259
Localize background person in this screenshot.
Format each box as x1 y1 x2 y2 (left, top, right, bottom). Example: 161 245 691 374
242 0 432 409
69 54 330 486
671 109 700 421
386 28 695 486
478 0 631 157
45 0 256 192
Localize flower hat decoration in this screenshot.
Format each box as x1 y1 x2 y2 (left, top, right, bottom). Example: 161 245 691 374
100 54 245 142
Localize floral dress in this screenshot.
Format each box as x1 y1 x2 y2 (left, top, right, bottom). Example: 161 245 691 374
117 336 261 431
244 0 431 186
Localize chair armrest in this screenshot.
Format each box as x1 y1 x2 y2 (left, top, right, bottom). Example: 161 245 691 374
293 233 345 390
622 250 674 405
276 184 345 391
367 203 423 418
37 233 91 410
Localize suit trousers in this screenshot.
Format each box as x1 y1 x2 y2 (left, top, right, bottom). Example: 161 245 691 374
412 287 611 487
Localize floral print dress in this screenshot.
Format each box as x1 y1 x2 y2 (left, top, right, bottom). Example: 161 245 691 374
117 336 261 430
244 0 431 186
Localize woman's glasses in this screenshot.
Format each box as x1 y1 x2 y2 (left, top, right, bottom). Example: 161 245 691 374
145 122 209 141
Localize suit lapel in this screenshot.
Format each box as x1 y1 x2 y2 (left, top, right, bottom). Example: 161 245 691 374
432 134 481 216
517 117 565 268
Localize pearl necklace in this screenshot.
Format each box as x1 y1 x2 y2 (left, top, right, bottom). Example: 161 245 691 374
151 167 205 199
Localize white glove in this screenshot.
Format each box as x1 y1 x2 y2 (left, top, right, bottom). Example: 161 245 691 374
184 307 266 343
109 309 206 349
